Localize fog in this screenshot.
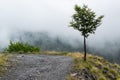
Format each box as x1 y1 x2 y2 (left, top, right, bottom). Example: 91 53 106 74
0 0 120 55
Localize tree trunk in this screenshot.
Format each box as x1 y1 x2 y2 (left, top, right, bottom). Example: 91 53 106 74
83 35 87 61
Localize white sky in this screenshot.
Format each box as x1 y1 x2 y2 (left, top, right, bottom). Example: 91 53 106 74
0 0 120 47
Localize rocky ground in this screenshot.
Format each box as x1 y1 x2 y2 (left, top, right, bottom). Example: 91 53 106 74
0 54 73 80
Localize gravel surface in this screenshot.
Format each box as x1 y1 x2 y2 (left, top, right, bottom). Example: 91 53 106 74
1 54 73 80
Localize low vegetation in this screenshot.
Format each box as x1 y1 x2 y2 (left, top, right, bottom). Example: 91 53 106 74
67 52 120 80
4 41 40 53
0 54 10 76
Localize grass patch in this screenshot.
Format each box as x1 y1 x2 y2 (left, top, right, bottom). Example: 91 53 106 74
38 51 68 55
66 52 120 80
0 53 10 76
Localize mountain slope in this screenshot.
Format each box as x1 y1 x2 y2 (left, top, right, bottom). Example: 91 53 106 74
67 52 120 80
1 52 120 80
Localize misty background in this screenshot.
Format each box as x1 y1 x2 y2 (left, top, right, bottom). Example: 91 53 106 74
0 0 120 63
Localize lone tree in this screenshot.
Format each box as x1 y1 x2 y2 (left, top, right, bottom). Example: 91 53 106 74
70 5 104 61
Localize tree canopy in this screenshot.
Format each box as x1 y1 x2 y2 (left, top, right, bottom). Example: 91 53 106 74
70 5 104 38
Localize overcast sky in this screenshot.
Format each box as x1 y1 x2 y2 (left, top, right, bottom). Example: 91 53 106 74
0 0 120 47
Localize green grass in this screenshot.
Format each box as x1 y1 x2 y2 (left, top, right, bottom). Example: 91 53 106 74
66 52 120 80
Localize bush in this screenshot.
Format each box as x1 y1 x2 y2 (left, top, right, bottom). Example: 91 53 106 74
5 41 40 53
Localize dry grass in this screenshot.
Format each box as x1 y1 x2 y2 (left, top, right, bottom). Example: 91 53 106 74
66 52 120 80
5 51 68 56
0 53 10 76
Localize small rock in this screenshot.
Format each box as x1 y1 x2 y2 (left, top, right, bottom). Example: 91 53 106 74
70 73 77 77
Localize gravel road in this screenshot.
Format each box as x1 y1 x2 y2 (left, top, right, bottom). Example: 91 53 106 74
1 54 73 80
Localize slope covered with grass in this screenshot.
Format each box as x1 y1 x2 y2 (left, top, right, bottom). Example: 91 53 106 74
67 52 120 80
0 54 10 76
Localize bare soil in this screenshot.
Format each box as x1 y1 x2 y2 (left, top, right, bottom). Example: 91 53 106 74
0 54 73 80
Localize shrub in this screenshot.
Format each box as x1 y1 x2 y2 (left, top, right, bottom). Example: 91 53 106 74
5 41 40 53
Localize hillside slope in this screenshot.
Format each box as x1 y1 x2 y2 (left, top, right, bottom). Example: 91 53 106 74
0 52 120 80
67 52 120 80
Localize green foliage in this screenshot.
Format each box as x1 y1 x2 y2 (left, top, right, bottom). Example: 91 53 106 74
70 5 104 37
5 41 40 53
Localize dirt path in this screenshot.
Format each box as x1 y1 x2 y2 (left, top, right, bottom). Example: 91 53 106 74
1 54 73 80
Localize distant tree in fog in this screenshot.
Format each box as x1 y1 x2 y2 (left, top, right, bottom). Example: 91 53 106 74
70 5 104 61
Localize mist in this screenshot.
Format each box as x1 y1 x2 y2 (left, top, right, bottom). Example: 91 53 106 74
0 0 120 61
